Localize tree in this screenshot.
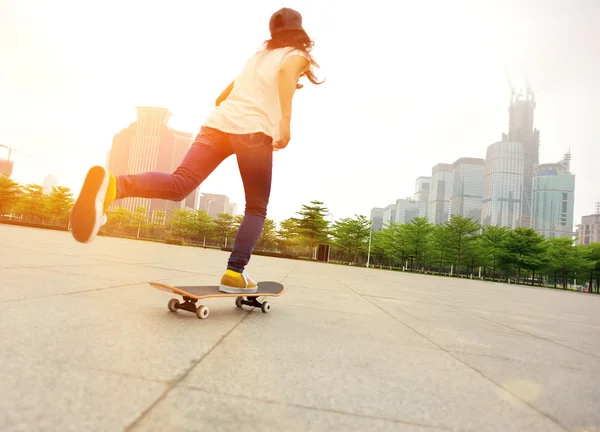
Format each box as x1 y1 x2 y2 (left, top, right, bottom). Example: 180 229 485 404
258 219 278 249
294 200 330 259
277 218 301 253
371 222 404 268
403 217 434 270
16 184 47 223
148 210 168 239
480 225 509 279
190 210 212 243
584 243 600 293
130 206 148 238
444 215 481 276
0 174 22 216
545 237 590 289
46 186 74 226
170 208 193 238
107 206 132 231
500 227 547 283
331 215 371 264
430 224 453 273
462 236 485 276
212 213 236 246
388 222 410 268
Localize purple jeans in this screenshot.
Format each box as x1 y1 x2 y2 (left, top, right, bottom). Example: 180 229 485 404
116 126 273 272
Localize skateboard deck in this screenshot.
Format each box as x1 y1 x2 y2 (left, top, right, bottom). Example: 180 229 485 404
149 281 284 320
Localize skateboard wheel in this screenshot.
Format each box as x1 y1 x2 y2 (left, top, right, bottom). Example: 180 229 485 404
196 305 209 319
235 297 244 308
261 302 271 313
168 298 179 312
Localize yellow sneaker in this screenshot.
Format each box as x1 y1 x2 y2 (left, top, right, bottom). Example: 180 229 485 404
219 270 258 294
70 166 116 244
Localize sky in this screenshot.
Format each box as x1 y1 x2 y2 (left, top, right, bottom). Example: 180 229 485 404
1 0 598 225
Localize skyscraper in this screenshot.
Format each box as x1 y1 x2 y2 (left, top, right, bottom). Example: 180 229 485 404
531 152 575 239
576 214 600 245
449 157 485 222
595 202 600 215
428 163 453 224
414 176 431 218
198 193 230 218
382 203 396 228
42 175 57 195
107 106 194 220
0 159 13 177
395 198 420 224
503 84 540 228
369 207 384 232
481 141 524 229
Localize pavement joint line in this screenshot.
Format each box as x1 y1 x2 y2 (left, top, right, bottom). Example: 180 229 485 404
123 310 253 431
447 350 600 373
180 385 453 431
0 243 222 273
359 285 600 330
477 316 600 361
383 290 600 357
278 261 306 286
0 281 145 303
79 364 172 385
0 274 191 304
339 281 570 432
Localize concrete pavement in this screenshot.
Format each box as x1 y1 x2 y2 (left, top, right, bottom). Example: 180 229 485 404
1 224 599 431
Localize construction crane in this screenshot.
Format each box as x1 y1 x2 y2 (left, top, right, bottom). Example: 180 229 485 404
504 67 516 103
0 143 31 161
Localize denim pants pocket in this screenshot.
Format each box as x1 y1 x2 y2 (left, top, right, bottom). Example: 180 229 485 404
236 132 272 149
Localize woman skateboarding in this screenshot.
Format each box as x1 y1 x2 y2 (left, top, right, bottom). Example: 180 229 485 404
69 7 323 294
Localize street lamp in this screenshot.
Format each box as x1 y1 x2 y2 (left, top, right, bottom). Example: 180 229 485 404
366 218 373 268
206 199 215 216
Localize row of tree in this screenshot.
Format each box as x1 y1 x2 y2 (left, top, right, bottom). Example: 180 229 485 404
1 175 598 292
0 175 74 226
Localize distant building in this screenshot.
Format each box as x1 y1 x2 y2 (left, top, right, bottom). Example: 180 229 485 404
414 176 431 218
595 202 600 215
481 141 523 229
503 85 540 228
370 207 385 232
428 163 453 224
449 157 485 222
531 152 575 239
42 175 57 195
199 193 230 218
184 187 201 211
229 203 238 216
382 204 396 229
0 159 13 177
107 106 194 221
395 198 420 224
576 214 600 245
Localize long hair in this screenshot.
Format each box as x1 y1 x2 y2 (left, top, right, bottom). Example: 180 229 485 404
265 30 324 88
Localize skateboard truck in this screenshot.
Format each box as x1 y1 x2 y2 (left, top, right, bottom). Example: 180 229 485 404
175 296 198 313
236 295 271 313
168 296 210 319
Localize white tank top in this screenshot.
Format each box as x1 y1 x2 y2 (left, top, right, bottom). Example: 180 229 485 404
203 47 309 140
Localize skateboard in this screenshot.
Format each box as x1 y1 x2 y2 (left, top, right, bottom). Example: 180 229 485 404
148 281 285 320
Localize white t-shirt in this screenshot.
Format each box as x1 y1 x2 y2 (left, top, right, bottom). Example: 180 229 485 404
203 47 309 140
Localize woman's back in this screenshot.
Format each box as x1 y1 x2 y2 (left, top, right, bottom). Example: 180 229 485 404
204 47 307 140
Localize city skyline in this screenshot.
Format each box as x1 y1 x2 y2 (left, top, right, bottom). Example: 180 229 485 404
369 76 585 238
106 106 197 219
1 0 598 225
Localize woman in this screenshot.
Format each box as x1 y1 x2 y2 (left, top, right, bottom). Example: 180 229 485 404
69 7 323 294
